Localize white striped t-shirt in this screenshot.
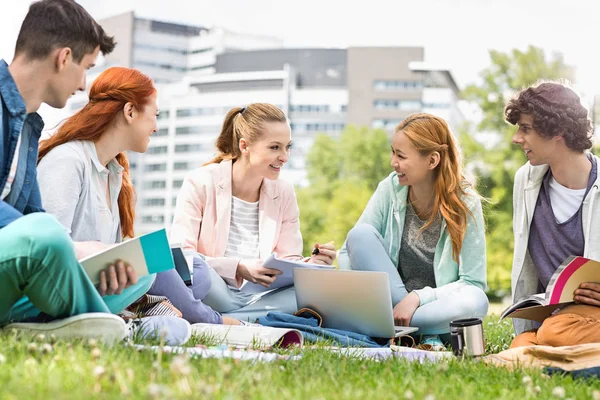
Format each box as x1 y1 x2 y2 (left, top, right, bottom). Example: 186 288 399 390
224 196 260 259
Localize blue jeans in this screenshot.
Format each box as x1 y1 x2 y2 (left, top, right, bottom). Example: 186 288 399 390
345 224 488 335
0 213 153 324
202 266 297 323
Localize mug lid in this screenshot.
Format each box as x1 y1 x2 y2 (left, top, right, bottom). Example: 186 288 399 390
449 318 482 327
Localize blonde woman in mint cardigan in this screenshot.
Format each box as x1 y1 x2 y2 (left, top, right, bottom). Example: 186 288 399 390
338 113 489 347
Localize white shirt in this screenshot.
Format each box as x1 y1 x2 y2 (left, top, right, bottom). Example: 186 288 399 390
1 133 22 200
224 196 260 259
548 175 586 224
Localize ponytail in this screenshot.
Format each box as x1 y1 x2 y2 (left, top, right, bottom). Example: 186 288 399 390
204 103 287 166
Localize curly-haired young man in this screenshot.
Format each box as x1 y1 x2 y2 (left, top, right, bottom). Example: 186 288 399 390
506 81 600 347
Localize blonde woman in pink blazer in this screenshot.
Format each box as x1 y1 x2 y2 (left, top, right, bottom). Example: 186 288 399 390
170 103 336 322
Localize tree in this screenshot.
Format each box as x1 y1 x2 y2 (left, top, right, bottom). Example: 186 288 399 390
297 126 390 255
461 45 574 296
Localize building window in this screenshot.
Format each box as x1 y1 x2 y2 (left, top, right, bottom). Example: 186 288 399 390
172 179 184 189
154 128 169 137
289 104 330 113
423 103 451 109
177 108 212 117
175 144 206 153
340 105 348 112
136 60 187 73
157 111 170 120
175 126 219 135
141 215 165 224
372 119 403 130
143 198 165 207
146 146 168 155
373 99 421 111
292 123 345 132
143 180 166 189
174 162 189 171
144 163 167 172
373 80 424 91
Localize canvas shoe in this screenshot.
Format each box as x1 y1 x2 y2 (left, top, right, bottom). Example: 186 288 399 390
5 313 127 344
127 316 191 346
417 335 446 351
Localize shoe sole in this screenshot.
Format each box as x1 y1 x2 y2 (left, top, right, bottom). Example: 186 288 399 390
5 313 127 344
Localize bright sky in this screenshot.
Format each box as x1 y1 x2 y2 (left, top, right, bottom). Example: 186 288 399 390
1 0 598 97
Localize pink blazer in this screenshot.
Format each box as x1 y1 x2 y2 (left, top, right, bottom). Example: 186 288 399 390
170 160 304 287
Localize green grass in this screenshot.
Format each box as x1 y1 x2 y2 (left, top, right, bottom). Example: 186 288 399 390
0 314 599 399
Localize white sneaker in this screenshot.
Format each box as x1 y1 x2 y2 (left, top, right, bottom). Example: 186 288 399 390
5 313 127 344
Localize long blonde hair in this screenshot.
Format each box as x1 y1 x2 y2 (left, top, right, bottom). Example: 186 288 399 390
396 113 475 262
205 103 287 165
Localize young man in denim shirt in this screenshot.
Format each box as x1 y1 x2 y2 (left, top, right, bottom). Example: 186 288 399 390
0 0 149 342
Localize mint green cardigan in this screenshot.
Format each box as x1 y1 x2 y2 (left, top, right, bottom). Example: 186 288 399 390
338 171 487 306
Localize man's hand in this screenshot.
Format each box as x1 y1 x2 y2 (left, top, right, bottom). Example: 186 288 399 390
393 292 421 326
98 259 138 296
236 259 282 288
574 282 600 307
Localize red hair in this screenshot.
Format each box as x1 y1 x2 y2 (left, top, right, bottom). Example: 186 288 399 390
39 66 156 238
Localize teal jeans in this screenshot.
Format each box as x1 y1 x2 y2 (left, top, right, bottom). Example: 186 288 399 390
0 213 153 325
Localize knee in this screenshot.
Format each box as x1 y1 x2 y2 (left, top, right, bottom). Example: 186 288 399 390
536 314 584 347
346 224 377 249
458 286 489 319
191 255 211 299
20 213 74 260
510 330 538 348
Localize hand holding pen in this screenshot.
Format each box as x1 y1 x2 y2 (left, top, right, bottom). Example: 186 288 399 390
309 241 336 265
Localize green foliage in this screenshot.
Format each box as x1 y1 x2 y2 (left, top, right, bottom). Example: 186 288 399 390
297 126 390 256
461 45 574 293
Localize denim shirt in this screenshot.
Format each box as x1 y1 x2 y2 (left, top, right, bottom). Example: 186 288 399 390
0 60 45 229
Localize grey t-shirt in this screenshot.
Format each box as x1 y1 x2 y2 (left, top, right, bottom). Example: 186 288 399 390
398 202 440 292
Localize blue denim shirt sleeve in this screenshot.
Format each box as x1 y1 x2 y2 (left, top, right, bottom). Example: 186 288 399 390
0 201 23 228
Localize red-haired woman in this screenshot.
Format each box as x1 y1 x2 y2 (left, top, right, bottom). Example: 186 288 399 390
37 67 231 330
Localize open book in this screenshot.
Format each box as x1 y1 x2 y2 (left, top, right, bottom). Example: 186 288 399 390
80 229 175 285
501 256 600 322
240 253 335 294
190 323 303 349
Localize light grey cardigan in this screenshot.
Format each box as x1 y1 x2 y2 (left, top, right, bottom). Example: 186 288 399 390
511 155 600 334
37 140 123 244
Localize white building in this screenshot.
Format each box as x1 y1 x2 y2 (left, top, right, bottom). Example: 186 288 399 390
39 14 464 235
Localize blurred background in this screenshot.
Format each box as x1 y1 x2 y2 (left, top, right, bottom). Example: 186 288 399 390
2 0 599 300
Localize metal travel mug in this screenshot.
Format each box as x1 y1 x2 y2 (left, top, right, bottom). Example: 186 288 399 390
449 318 485 357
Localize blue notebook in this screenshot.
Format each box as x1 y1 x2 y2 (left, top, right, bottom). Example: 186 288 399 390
80 229 175 285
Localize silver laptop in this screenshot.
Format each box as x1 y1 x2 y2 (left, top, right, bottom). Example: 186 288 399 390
293 268 418 339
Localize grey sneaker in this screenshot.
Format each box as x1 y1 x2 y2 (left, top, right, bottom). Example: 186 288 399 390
5 313 127 344
127 316 191 346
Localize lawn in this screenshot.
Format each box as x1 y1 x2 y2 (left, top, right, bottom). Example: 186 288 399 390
0 313 599 400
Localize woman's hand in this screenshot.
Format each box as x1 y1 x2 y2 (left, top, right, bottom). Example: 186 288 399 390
98 259 138 296
308 241 336 265
222 316 241 325
392 292 421 326
236 259 282 287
